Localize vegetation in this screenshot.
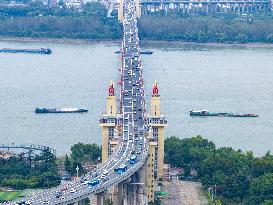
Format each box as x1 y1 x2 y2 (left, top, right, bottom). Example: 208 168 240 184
165 136 273 204
64 143 101 176
0 191 22 203
0 149 60 190
0 2 273 43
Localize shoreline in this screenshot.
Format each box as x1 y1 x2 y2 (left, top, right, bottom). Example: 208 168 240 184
1 36 273 48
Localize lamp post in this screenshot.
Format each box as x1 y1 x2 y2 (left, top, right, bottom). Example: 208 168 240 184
76 166 79 179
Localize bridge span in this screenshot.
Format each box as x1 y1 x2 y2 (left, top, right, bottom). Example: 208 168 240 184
140 0 271 15
0 143 56 156
6 0 152 204
114 0 271 15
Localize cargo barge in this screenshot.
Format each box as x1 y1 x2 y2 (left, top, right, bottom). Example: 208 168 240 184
0 48 52 54
35 107 88 113
115 50 153 55
190 110 258 117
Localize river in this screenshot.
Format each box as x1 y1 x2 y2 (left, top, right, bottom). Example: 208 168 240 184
0 39 272 156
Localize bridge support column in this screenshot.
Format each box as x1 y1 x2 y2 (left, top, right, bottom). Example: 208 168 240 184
127 165 147 205
94 192 105 205
112 182 125 205
78 199 85 205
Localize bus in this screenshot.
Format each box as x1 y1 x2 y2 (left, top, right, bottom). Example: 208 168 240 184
87 178 100 187
130 155 137 164
114 164 128 174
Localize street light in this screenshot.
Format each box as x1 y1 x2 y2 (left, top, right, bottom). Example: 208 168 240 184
76 166 79 179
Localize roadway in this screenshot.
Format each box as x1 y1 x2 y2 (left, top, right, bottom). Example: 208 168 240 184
5 0 149 204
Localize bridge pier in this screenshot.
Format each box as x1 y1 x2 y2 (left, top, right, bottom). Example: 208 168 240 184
96 192 105 205
112 165 147 205
69 199 86 205
112 181 125 205
78 199 85 205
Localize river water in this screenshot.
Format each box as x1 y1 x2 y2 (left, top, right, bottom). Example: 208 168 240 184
0 39 272 156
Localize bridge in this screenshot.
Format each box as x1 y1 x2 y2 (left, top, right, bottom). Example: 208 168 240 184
6 0 163 204
140 0 271 14
114 0 271 15
0 143 56 156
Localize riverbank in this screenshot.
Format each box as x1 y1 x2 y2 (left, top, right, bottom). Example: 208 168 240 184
1 15 273 44
1 36 273 48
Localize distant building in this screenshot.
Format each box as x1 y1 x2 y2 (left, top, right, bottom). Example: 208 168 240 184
0 150 13 159
64 0 83 9
163 164 171 181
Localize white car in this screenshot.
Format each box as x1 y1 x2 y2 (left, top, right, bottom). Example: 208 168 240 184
70 188 77 193
103 170 109 175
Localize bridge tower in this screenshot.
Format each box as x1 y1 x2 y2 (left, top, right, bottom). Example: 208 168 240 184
149 81 167 180
99 81 118 163
147 141 156 203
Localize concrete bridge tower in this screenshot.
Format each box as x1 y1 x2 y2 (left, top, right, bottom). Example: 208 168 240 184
99 81 118 163
150 81 167 180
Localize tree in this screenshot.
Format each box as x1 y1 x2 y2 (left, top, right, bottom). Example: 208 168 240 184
64 154 72 174
70 143 101 163
222 175 250 202
248 173 273 204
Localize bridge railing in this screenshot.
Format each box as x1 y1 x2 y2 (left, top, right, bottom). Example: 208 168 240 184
0 143 56 155
140 0 271 3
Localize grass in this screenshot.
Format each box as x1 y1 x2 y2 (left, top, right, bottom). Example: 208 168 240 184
0 191 22 202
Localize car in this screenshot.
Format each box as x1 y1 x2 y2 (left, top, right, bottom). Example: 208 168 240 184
60 186 67 192
102 176 109 182
55 191 62 198
91 171 98 178
103 170 109 175
43 201 50 204
136 150 141 154
60 196 66 200
16 200 26 205
80 176 87 183
70 188 77 193
82 180 89 185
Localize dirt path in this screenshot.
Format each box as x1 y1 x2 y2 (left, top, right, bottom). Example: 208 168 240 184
161 180 208 205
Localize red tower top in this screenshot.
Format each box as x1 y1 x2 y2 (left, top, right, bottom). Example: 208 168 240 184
152 81 159 97
108 80 115 96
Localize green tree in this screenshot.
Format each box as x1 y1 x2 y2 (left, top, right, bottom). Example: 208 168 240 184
248 173 273 204
64 154 72 173
71 143 101 163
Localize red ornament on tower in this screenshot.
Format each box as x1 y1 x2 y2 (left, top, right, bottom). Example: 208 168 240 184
108 80 115 96
152 81 159 97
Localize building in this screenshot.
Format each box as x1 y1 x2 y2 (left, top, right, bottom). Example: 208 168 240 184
163 164 171 181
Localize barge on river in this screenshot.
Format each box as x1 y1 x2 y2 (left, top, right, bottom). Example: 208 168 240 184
190 110 258 117
35 108 88 113
0 48 52 54
115 50 153 55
